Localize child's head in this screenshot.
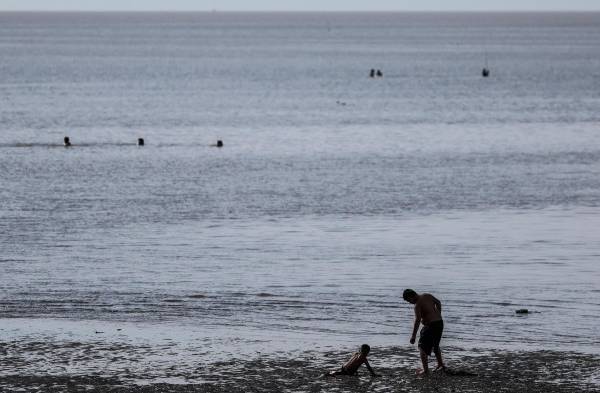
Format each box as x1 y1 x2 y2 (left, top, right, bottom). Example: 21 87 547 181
403 289 418 304
360 344 370 355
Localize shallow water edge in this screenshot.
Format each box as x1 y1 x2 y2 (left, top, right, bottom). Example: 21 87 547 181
1 342 598 393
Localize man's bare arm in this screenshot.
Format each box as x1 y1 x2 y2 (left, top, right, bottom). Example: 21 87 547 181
410 305 421 344
432 296 442 312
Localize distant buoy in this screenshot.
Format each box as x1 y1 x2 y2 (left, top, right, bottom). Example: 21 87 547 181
376 69 383 77
515 309 529 314
216 140 223 148
482 68 490 78
137 138 144 146
369 69 375 78
64 136 71 147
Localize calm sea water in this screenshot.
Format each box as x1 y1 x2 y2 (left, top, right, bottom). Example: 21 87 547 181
1 12 600 365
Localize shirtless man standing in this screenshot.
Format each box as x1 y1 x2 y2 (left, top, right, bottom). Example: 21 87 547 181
402 289 445 376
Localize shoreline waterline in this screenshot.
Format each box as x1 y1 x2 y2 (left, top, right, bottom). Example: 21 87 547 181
1 338 598 392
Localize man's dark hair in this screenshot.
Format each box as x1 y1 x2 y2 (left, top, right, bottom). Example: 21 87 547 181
360 344 370 354
403 289 417 301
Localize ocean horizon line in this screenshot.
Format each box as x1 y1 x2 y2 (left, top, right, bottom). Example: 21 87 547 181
1 10 600 14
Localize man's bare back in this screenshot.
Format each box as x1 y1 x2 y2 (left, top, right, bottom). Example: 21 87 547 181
415 293 442 325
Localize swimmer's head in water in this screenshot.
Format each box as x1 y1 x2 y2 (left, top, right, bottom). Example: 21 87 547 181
360 344 370 355
403 289 418 303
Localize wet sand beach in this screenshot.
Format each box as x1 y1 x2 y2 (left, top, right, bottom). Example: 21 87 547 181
2 342 598 392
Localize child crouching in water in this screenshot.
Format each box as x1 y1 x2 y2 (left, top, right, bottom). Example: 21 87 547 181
326 344 379 377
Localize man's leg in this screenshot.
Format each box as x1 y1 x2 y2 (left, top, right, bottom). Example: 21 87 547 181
417 348 429 375
433 321 445 371
433 347 445 370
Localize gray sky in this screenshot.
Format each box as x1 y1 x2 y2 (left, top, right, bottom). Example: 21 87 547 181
1 0 599 11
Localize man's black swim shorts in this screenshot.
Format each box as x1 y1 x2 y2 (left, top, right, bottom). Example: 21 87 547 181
419 320 444 356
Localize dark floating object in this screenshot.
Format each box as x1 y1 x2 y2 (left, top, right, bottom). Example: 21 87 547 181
63 136 71 147
482 51 490 77
376 69 383 77
369 69 375 78
515 309 529 314
137 138 144 146
216 140 223 148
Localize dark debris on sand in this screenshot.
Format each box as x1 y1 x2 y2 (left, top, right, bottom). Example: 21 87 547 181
1 346 598 392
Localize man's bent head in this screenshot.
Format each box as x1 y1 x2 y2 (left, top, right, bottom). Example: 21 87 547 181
403 289 418 304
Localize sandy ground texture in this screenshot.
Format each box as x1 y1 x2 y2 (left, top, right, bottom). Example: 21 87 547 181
1 341 598 393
